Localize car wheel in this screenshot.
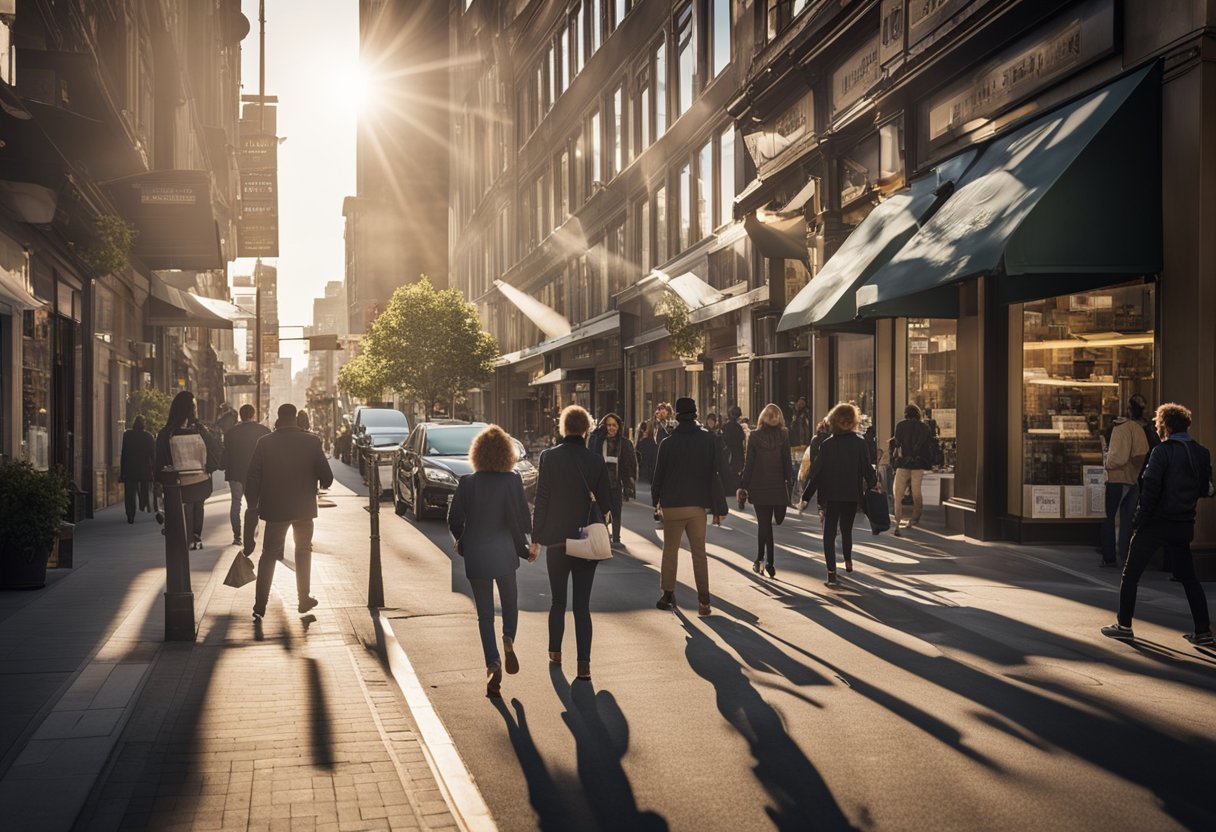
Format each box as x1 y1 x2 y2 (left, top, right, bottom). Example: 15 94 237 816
411 479 428 522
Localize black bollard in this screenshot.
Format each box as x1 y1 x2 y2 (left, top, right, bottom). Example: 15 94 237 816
367 447 385 608
157 468 197 641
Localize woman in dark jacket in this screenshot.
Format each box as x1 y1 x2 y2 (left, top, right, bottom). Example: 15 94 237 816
800 402 878 587
155 391 219 549
531 405 613 681
588 413 637 546
739 404 792 578
120 415 156 523
636 420 656 483
448 425 537 698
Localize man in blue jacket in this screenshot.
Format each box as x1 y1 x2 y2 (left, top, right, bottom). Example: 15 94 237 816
1102 402 1213 647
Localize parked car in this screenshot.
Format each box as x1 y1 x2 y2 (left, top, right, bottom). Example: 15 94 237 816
392 422 538 521
353 407 410 479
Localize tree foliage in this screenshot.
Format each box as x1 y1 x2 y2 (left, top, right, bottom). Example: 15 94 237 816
127 388 172 436
338 277 499 416
658 291 705 360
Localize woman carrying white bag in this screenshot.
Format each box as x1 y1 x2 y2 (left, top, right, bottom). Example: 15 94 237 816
530 405 613 682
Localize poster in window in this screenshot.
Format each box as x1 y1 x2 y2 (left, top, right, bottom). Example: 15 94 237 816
1031 486 1062 518
1084 465 1106 515
1065 486 1088 518
934 407 956 439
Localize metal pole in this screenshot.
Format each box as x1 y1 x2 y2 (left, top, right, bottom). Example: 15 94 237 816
258 0 266 134
158 471 196 641
367 447 385 608
255 280 262 417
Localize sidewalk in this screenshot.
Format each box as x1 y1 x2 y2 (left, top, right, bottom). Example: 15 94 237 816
0 478 462 832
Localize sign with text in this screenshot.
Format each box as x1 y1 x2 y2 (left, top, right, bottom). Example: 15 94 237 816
832 35 882 118
743 91 816 179
237 125 279 257
908 0 975 49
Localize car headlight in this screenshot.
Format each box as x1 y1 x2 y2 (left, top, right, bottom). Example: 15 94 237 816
426 466 458 485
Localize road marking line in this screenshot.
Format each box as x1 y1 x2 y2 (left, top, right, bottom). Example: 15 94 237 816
377 610 497 832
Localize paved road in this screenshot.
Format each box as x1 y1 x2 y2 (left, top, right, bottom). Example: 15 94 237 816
324 462 1216 832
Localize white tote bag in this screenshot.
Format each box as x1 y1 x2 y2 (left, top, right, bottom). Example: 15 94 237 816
564 466 613 561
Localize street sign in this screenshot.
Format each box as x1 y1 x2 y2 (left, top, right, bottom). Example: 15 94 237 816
237 126 279 257
306 334 341 351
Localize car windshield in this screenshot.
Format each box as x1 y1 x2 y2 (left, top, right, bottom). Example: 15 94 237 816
359 409 408 428
425 426 483 455
371 434 408 447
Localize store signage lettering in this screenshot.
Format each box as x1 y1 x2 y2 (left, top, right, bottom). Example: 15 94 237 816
924 0 1114 145
880 0 906 65
140 185 199 206
908 0 973 46
237 125 280 258
832 35 882 117
743 91 815 178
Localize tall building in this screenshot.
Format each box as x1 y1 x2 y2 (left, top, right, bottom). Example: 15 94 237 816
344 0 451 334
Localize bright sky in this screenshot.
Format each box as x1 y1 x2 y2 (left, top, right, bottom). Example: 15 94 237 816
233 0 360 369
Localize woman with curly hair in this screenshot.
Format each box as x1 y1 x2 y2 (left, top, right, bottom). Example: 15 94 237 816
800 402 878 587
448 425 536 698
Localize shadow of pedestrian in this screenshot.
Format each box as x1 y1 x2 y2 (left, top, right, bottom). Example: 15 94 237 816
677 611 857 831
306 657 335 771
549 665 668 832
490 697 577 831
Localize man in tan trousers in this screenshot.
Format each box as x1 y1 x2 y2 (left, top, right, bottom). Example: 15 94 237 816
651 397 730 617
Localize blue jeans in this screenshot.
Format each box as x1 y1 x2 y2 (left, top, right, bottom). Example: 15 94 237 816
469 571 519 670
1102 483 1138 564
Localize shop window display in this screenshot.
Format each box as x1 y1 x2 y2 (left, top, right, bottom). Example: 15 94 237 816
833 332 875 428
1020 283 1155 519
907 318 957 471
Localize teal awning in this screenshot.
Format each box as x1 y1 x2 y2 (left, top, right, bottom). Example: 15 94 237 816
776 149 976 332
856 64 1162 319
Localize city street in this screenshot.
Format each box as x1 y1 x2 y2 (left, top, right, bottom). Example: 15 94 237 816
335 462 1216 832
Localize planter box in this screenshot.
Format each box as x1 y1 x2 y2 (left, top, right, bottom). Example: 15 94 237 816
47 523 74 569
0 547 50 589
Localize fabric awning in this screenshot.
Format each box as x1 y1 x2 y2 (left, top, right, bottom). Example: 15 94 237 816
776 150 976 332
106 171 223 270
856 64 1162 319
495 312 620 366
656 272 722 310
743 179 817 263
689 285 769 325
529 368 593 387
0 267 42 311
147 278 240 330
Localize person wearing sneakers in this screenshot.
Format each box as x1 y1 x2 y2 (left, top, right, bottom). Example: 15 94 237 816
652 397 730 616
448 425 537 699
246 403 335 620
800 402 878 587
889 405 936 536
739 403 792 579
1102 402 1213 647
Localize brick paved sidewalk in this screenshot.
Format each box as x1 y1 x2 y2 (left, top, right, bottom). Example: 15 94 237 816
71 546 461 832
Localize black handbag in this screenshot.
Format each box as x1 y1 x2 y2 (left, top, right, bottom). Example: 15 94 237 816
863 488 890 534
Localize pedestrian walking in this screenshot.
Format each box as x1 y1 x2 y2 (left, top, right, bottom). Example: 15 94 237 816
788 396 812 489
246 403 335 619
216 403 237 437
722 405 747 488
297 410 311 432
739 403 792 578
800 402 878 587
652 397 730 616
120 415 156 524
588 413 637 546
224 405 271 548
447 425 537 698
155 391 221 549
1101 395 1150 566
531 405 613 681
889 404 936 536
1102 403 1213 647
636 420 656 483
652 403 673 450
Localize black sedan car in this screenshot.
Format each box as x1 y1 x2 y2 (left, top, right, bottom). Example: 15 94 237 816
392 422 538 520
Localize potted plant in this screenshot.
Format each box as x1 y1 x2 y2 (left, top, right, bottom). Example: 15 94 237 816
0 460 70 589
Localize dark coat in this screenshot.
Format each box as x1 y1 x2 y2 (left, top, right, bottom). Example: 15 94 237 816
447 471 532 580
741 425 791 506
155 424 216 501
120 428 156 483
802 432 877 504
891 418 935 469
651 419 730 516
532 436 613 546
789 410 813 447
722 420 746 474
587 429 637 492
245 426 335 523
1134 436 1213 527
637 430 658 482
223 420 271 483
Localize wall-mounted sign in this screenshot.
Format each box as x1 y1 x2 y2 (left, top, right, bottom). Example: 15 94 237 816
832 35 882 118
743 91 816 179
139 185 200 206
880 0 906 66
908 0 975 49
237 123 280 258
922 0 1115 146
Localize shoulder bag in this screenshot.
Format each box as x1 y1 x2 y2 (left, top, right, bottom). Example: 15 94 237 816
564 458 613 561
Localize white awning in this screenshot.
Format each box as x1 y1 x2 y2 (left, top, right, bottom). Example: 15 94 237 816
0 265 42 311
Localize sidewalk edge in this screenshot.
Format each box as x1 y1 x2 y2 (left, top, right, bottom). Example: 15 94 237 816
376 610 497 832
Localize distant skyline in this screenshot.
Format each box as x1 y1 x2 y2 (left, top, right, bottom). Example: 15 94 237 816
233 0 359 369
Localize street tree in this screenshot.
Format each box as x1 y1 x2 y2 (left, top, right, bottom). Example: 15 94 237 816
338 276 499 417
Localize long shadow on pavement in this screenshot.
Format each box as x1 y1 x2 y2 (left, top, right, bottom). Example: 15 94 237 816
491 697 581 831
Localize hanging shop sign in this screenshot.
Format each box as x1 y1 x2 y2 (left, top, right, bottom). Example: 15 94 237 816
743 91 816 180
922 0 1115 147
237 125 279 257
831 35 882 119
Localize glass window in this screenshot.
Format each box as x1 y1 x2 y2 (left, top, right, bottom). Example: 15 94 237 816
611 85 625 175
571 8 583 78
590 0 602 53
678 162 691 251
21 308 51 470
907 318 958 472
425 426 483 455
557 150 570 224
555 36 566 97
697 139 712 238
711 0 731 78
590 109 602 189
718 127 735 228
654 38 667 136
839 133 881 208
638 72 651 150
879 118 905 193
1020 283 1155 518
676 6 695 118
639 198 651 272
834 332 875 428
655 185 667 264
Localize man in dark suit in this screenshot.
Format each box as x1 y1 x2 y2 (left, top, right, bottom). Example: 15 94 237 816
224 405 271 547
246 403 335 618
120 415 157 523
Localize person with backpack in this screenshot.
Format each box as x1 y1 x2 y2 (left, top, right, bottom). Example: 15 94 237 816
1102 402 1213 647
738 403 792 578
1102 395 1151 566
155 391 223 550
889 404 936 536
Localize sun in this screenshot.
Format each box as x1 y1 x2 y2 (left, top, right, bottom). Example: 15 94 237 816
335 62 375 116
